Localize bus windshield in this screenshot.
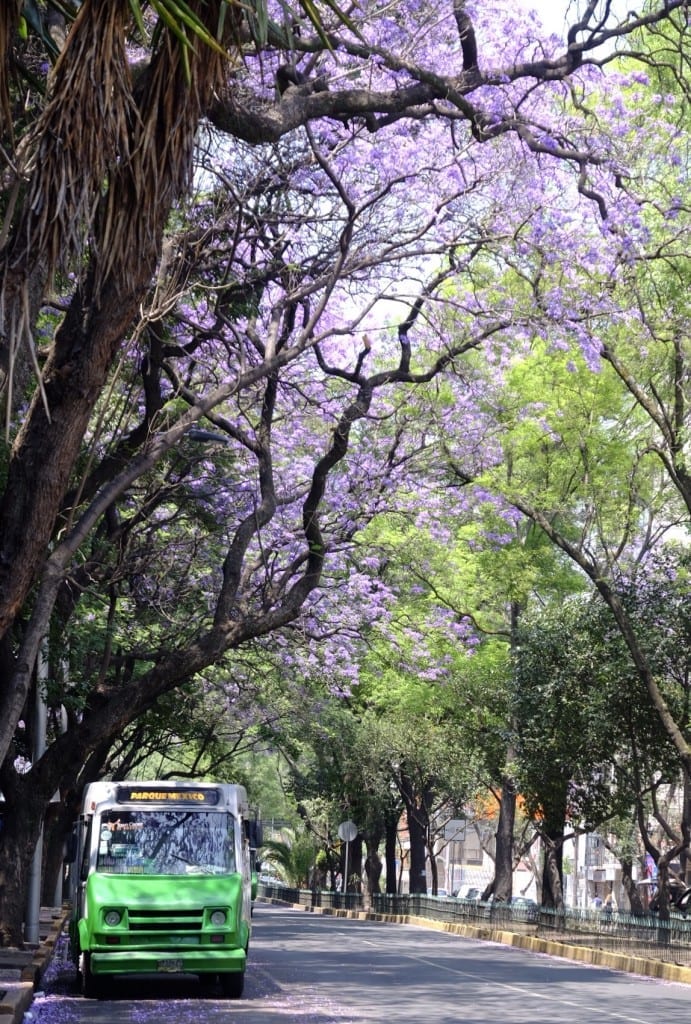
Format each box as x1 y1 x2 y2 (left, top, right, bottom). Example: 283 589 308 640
96 809 236 875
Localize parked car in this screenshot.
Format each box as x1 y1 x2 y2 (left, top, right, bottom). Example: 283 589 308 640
259 873 286 887
510 896 539 921
455 886 481 900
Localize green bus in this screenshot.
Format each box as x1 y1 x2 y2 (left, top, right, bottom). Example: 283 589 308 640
69 780 260 998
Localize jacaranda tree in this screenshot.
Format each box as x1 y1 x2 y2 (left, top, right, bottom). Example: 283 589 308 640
0 0 687 943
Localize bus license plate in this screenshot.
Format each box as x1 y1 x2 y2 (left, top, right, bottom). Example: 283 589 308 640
158 958 184 973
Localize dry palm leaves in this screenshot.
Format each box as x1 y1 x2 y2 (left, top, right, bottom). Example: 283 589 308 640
10 0 135 280
98 1 232 296
0 0 351 429
0 0 232 430
1 0 135 428
5 0 240 295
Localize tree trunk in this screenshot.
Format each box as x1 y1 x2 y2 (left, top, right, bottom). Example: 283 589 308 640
652 846 685 924
620 856 645 916
385 812 398 895
0 774 46 946
682 770 691 886
0 718 111 942
539 796 566 910
41 799 78 907
346 836 363 893
488 602 519 903
489 776 516 902
364 830 384 897
406 803 428 895
428 850 439 894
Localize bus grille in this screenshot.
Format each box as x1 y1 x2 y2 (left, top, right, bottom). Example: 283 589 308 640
128 909 203 932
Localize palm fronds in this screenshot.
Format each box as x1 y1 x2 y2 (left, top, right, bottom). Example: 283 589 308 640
262 830 319 888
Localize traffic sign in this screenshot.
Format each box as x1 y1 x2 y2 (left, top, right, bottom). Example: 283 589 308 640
444 818 466 840
338 820 358 842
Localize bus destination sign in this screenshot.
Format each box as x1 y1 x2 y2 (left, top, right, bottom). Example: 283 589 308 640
115 785 220 805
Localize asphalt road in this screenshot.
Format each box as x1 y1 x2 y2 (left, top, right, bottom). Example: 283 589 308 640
31 903 691 1023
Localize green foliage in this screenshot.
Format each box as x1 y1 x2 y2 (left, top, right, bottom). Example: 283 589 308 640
513 574 686 831
483 342 655 541
261 828 319 887
240 750 297 822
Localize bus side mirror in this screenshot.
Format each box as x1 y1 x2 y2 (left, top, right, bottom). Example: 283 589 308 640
246 820 263 848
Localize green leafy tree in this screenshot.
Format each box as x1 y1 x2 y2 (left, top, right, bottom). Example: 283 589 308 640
514 551 691 911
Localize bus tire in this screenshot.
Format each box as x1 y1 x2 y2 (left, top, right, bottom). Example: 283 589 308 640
79 952 102 999
219 971 244 998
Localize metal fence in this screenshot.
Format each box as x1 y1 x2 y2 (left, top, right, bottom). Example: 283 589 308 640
259 883 363 913
258 885 691 968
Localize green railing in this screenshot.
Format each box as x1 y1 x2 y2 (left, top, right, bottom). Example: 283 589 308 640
372 894 691 966
259 883 364 913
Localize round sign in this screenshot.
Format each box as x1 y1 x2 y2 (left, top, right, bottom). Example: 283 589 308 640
338 820 358 842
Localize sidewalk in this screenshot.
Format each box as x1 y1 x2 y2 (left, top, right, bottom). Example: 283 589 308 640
0 907 69 1024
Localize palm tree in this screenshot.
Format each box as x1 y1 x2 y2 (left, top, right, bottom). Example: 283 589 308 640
261 830 320 889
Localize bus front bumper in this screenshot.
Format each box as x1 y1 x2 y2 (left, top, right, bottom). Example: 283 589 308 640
89 947 246 976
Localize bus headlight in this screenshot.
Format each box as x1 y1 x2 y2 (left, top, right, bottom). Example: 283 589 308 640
104 909 122 926
210 910 226 926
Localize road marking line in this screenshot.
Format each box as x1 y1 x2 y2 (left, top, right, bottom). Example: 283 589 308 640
361 941 662 1024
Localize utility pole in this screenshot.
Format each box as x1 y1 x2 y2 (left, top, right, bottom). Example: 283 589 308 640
25 643 49 944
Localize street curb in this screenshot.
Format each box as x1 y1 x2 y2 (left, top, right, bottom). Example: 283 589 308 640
261 897 691 987
0 909 70 1024
0 982 32 1023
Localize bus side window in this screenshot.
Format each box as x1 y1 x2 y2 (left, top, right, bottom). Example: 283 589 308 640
225 821 236 872
80 820 92 882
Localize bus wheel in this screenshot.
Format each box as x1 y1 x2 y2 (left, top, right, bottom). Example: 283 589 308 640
219 971 244 998
79 952 102 999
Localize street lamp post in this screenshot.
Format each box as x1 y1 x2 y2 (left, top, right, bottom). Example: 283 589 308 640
25 644 49 945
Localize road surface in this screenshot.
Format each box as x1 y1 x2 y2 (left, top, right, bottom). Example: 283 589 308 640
31 903 691 1023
